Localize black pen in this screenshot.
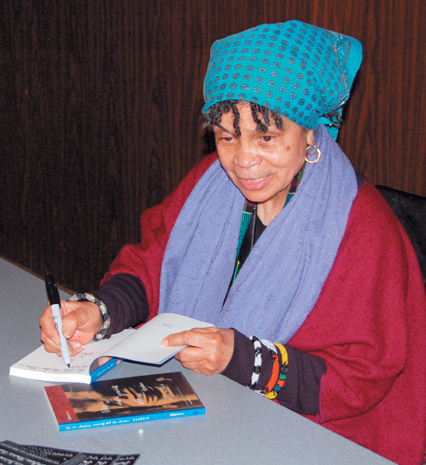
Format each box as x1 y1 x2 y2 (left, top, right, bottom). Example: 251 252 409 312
45 264 71 367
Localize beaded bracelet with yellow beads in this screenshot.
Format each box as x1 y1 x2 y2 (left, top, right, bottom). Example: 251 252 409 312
264 343 288 400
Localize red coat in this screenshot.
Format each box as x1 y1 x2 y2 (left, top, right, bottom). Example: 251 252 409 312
103 153 426 465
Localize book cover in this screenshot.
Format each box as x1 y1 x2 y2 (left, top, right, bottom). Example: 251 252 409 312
45 371 205 431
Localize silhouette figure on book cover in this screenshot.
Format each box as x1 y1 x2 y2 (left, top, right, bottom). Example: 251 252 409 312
61 373 200 420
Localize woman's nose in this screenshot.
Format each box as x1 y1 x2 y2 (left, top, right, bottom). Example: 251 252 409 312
234 140 262 169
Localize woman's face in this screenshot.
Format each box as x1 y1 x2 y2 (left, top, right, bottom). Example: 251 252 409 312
213 103 314 224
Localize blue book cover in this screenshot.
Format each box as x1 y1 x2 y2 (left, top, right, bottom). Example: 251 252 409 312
45 371 205 431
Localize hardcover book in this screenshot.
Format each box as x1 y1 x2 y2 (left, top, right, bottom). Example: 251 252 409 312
10 313 213 384
44 371 205 431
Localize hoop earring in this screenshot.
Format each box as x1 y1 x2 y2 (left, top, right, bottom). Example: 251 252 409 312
305 142 321 164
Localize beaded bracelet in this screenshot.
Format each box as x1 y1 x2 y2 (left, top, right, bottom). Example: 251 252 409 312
260 338 278 356
265 343 289 400
265 367 288 399
274 343 289 365
68 293 110 342
262 354 280 395
248 336 263 390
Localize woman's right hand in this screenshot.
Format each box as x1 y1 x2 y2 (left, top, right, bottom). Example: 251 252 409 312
40 300 103 357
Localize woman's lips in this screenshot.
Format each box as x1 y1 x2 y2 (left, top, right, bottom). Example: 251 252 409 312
237 174 271 191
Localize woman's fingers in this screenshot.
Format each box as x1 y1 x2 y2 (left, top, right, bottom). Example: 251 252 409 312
163 327 234 376
40 332 63 356
163 326 220 347
40 300 103 356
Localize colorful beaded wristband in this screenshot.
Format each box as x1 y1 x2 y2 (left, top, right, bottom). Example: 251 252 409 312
274 343 289 365
248 336 263 390
260 338 278 356
68 293 110 342
265 367 288 399
265 343 289 400
262 354 280 395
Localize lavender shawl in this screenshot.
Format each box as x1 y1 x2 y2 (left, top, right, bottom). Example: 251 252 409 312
158 126 357 342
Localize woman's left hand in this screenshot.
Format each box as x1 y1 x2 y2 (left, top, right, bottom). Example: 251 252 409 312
162 327 234 376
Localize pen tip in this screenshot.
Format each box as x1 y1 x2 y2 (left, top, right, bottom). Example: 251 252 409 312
67 364 71 368
45 263 50 276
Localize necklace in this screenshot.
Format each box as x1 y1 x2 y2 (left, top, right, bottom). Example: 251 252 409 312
230 164 305 287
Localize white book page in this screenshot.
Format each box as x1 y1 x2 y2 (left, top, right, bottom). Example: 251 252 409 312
9 329 133 383
104 313 214 365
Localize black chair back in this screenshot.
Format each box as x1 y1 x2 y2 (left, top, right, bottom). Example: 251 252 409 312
376 185 426 287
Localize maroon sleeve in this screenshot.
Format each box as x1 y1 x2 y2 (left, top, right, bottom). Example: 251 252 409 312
221 329 326 415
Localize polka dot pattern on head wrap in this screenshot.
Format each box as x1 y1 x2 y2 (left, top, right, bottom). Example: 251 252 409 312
202 20 362 139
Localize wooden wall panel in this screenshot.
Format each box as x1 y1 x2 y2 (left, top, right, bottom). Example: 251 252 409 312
1 0 426 290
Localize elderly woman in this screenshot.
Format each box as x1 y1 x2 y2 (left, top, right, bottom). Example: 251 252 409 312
40 21 426 465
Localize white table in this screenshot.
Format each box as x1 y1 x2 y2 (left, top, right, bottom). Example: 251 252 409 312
0 258 394 464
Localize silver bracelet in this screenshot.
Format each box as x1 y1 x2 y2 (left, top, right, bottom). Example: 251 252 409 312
68 293 110 341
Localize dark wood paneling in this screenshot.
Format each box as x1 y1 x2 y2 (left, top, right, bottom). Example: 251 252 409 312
1 0 426 290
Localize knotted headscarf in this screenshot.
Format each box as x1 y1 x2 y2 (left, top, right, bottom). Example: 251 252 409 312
202 20 362 139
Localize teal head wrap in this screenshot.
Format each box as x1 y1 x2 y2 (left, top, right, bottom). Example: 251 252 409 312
202 20 362 139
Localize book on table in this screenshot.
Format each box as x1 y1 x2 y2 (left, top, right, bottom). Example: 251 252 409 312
9 313 214 384
44 371 205 431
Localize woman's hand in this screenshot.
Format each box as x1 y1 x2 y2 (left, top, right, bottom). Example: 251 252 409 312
162 327 234 376
39 300 103 357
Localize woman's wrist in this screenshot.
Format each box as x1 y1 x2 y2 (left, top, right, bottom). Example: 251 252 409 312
68 292 110 341
221 329 274 388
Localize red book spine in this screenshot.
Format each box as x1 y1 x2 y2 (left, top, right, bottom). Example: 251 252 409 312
45 385 78 424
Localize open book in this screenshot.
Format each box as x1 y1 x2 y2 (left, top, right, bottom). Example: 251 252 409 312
9 313 213 384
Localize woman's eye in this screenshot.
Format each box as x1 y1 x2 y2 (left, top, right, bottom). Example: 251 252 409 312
262 136 273 142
